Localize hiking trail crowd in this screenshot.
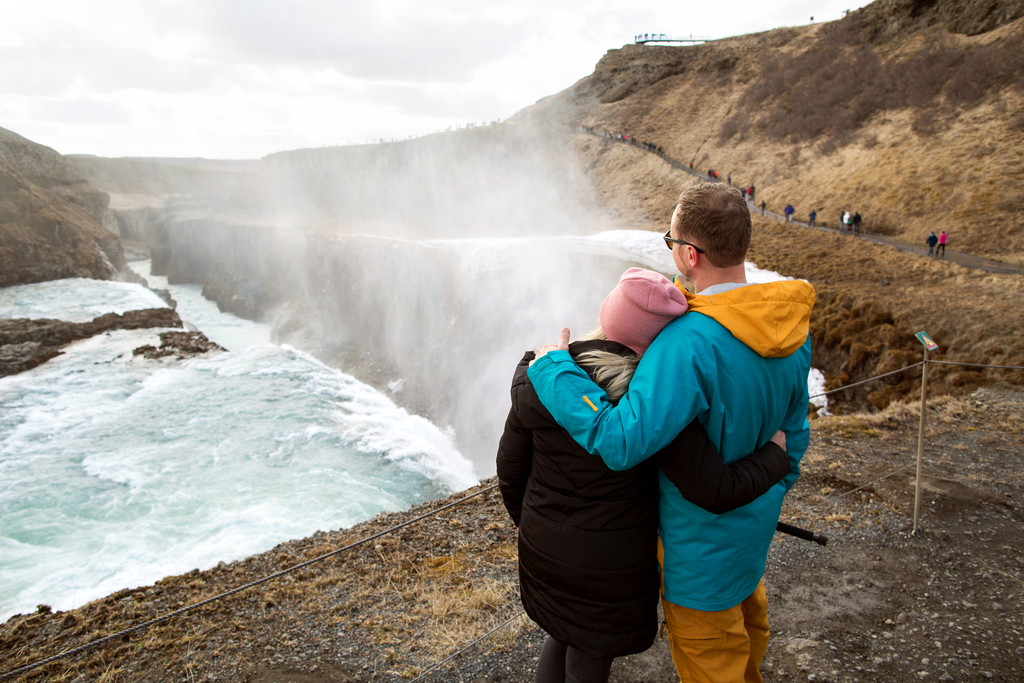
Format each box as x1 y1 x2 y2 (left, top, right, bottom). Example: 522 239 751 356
582 126 951 254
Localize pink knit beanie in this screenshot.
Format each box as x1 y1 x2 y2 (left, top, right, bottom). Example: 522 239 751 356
599 268 688 355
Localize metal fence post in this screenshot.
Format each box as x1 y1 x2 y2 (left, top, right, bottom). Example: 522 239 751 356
913 333 937 536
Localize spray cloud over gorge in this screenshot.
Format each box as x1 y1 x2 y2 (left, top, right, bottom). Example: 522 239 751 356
120 122 664 474
0 120 653 618
3 117 813 620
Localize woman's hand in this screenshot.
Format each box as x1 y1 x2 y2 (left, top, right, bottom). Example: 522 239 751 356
529 327 570 366
769 430 787 451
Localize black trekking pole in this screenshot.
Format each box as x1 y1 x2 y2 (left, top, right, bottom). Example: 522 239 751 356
776 521 827 546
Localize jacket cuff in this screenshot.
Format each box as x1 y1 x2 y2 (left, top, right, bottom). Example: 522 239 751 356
526 349 573 379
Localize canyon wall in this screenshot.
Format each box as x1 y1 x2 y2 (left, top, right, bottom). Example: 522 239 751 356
0 127 126 287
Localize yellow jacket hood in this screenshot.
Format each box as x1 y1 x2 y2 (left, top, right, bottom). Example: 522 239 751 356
673 279 816 358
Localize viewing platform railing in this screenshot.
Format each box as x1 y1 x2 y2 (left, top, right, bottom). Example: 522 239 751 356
634 33 709 44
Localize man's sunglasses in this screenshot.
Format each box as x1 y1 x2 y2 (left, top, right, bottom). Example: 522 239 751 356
664 230 706 253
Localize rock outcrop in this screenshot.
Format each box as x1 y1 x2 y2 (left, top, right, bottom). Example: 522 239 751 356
0 308 221 377
0 127 127 287
132 331 225 360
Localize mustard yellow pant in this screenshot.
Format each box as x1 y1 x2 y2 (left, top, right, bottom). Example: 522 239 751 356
658 539 769 683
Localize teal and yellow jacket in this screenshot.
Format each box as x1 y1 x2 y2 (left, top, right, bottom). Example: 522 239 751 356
527 279 815 611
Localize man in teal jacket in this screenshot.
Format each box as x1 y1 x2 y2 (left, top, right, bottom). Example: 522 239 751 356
528 183 814 683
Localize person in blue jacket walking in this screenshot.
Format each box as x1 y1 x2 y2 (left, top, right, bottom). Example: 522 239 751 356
528 182 814 683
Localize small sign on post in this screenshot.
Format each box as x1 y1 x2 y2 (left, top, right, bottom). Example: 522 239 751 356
912 331 938 534
915 331 939 351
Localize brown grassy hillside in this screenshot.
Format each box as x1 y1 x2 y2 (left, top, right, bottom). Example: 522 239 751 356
522 0 1024 265
748 218 1024 411
511 0 1024 410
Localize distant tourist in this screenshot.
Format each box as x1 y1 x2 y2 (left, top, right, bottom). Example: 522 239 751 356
808 209 816 227
926 231 938 257
784 204 795 222
852 212 862 235
841 211 851 234
748 185 755 200
741 187 748 200
727 175 732 185
760 200 766 215
937 230 947 257
498 267 790 683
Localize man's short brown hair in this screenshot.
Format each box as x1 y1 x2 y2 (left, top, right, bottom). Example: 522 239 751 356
672 183 751 267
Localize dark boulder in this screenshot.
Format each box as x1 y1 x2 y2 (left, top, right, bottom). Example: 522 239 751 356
132 331 225 360
0 308 210 377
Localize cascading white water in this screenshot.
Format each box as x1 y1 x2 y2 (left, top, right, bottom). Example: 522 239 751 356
0 230 825 622
0 275 476 621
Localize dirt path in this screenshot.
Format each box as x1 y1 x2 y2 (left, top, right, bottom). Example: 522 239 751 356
584 130 1023 276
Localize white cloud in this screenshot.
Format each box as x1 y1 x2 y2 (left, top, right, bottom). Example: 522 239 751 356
30 98 133 125
204 0 532 82
0 0 873 158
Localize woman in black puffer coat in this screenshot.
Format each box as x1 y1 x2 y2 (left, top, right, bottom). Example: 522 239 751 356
496 269 789 683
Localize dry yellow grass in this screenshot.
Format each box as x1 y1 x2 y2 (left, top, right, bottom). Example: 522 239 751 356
538 16 1024 263
528 17 1024 408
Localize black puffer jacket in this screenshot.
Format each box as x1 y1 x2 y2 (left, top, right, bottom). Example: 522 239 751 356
496 340 789 657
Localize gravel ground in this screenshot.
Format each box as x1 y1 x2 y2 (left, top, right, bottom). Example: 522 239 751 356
2 385 1022 683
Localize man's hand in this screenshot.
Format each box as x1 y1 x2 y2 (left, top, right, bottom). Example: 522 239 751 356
769 430 787 451
530 327 570 366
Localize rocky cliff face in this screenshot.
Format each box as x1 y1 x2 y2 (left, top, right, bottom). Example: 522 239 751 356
0 127 127 287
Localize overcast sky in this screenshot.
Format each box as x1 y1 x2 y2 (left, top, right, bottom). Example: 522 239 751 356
1 0 871 159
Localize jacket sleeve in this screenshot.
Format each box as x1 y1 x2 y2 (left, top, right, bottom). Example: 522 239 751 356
655 419 791 514
496 391 533 527
526 324 708 471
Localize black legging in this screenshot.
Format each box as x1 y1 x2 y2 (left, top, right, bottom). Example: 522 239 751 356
535 636 614 683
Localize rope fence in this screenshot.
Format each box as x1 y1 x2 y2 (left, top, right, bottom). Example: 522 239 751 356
809 362 924 399
929 360 1024 370
794 465 917 514
0 485 498 681
408 610 529 683
795 352 1021 533
3 350 1022 681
